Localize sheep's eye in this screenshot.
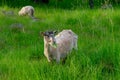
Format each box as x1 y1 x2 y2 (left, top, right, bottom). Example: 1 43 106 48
47 35 50 37
44 34 49 37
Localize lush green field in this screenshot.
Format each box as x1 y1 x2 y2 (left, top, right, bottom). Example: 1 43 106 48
0 6 120 80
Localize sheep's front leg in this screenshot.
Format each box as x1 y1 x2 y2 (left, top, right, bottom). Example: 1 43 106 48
47 54 53 62
44 52 52 62
47 56 52 62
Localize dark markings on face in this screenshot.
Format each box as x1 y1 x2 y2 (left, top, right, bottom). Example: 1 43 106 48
43 31 56 37
43 31 55 44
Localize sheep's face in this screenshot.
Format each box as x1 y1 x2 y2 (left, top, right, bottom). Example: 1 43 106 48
18 11 25 16
42 31 57 48
18 7 26 16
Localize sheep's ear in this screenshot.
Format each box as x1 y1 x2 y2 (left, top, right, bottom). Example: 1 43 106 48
40 32 45 36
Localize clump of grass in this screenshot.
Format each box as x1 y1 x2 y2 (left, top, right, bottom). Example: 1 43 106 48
0 64 8 79
29 45 43 61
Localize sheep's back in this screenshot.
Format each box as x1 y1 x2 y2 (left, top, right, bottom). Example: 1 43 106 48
55 30 77 43
25 6 34 10
19 6 34 14
55 30 76 58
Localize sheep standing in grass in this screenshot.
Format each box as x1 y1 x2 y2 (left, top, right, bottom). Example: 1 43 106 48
18 6 34 17
41 30 78 63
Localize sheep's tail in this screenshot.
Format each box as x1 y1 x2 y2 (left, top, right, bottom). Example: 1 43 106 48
73 35 78 50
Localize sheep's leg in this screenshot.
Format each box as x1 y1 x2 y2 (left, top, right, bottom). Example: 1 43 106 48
47 56 52 62
62 57 67 64
56 53 60 63
56 58 60 63
74 39 78 50
44 53 52 62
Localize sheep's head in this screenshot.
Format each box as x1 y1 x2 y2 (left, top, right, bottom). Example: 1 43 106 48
41 31 57 48
18 11 23 16
18 7 26 16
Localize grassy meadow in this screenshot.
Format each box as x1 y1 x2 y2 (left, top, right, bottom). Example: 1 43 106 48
0 6 120 80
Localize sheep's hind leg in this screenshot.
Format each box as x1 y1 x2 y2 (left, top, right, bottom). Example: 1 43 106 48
56 54 60 63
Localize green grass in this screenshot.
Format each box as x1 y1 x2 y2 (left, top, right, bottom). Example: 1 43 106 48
0 6 120 80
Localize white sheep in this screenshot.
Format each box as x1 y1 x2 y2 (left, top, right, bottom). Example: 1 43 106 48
41 30 78 63
18 6 34 17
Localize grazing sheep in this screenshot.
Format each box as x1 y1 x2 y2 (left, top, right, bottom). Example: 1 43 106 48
41 30 78 63
18 6 34 17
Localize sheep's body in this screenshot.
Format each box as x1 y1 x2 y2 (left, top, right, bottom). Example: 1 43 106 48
43 30 78 63
18 6 34 17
